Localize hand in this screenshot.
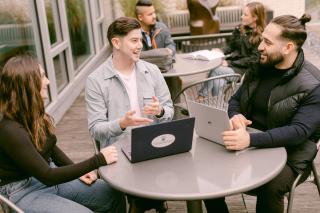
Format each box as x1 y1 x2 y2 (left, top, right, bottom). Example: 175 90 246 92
143 96 163 116
222 60 228 67
100 145 118 164
119 110 153 129
230 114 252 130
222 128 250 151
79 171 97 185
166 48 173 55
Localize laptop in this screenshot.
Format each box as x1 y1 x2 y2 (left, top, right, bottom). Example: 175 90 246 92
121 117 195 163
187 100 261 145
187 100 231 145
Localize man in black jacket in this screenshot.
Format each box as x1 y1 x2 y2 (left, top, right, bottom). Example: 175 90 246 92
204 14 320 213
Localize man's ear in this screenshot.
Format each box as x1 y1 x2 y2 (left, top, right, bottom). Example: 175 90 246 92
284 41 295 54
111 37 121 50
137 14 143 21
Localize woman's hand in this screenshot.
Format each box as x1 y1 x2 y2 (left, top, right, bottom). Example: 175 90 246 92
79 171 97 185
222 60 229 67
100 145 118 164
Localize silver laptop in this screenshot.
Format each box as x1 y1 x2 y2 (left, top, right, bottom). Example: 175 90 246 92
187 100 261 145
121 117 195 163
187 100 230 145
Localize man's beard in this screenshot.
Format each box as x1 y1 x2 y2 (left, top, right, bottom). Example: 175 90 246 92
149 22 156 28
260 51 284 66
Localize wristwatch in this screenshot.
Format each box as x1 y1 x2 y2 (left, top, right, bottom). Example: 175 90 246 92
155 107 165 118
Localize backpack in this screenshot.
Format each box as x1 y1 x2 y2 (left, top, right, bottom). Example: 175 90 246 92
140 48 173 73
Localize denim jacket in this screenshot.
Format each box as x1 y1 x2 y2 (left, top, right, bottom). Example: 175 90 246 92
85 55 174 148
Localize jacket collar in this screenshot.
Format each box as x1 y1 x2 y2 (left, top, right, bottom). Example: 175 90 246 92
103 55 150 80
279 49 305 84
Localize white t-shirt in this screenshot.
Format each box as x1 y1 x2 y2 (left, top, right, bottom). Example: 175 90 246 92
118 68 141 117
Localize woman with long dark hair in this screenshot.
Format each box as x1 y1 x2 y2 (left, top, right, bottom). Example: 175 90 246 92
0 55 126 213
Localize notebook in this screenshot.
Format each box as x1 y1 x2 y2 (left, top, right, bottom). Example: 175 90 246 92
183 50 225 61
121 117 195 163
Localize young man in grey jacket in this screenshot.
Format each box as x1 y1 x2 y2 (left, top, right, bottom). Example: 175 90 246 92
85 17 173 213
135 0 176 55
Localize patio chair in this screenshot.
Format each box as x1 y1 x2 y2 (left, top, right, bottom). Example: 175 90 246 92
91 136 100 154
242 139 320 213
172 73 242 118
0 194 24 213
286 139 320 213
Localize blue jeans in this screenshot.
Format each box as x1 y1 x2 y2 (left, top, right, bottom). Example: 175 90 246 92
0 177 126 213
198 66 235 97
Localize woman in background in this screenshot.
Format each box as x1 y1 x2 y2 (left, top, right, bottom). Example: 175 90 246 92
198 1 266 98
0 55 125 213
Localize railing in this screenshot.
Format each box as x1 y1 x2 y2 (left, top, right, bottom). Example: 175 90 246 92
216 6 242 32
0 23 34 46
159 6 243 35
173 32 232 53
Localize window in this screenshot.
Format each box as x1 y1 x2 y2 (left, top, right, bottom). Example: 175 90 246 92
65 0 93 71
45 0 62 45
53 51 69 92
0 0 37 67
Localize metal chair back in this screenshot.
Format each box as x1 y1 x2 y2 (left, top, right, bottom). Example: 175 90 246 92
173 74 241 112
286 139 320 213
0 194 24 213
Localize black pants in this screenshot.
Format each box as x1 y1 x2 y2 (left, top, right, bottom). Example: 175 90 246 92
204 164 307 213
127 195 166 212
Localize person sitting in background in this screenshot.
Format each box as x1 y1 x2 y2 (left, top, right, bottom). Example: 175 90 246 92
204 14 320 213
135 0 176 56
198 1 266 98
0 55 125 213
85 17 173 213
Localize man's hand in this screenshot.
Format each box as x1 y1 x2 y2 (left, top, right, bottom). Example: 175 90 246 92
166 48 173 55
222 128 250 151
119 110 153 129
100 145 118 164
79 171 97 185
230 114 252 130
222 60 228 67
143 96 163 116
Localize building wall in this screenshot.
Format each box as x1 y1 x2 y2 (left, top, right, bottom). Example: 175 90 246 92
244 0 305 17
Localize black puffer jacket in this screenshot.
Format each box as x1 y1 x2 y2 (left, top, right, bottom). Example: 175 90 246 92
234 51 320 173
223 25 260 75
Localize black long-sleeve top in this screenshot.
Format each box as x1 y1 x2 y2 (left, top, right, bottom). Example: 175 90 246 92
228 67 320 148
222 25 260 75
0 117 107 186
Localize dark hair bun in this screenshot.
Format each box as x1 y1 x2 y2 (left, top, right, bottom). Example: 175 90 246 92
299 14 311 25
